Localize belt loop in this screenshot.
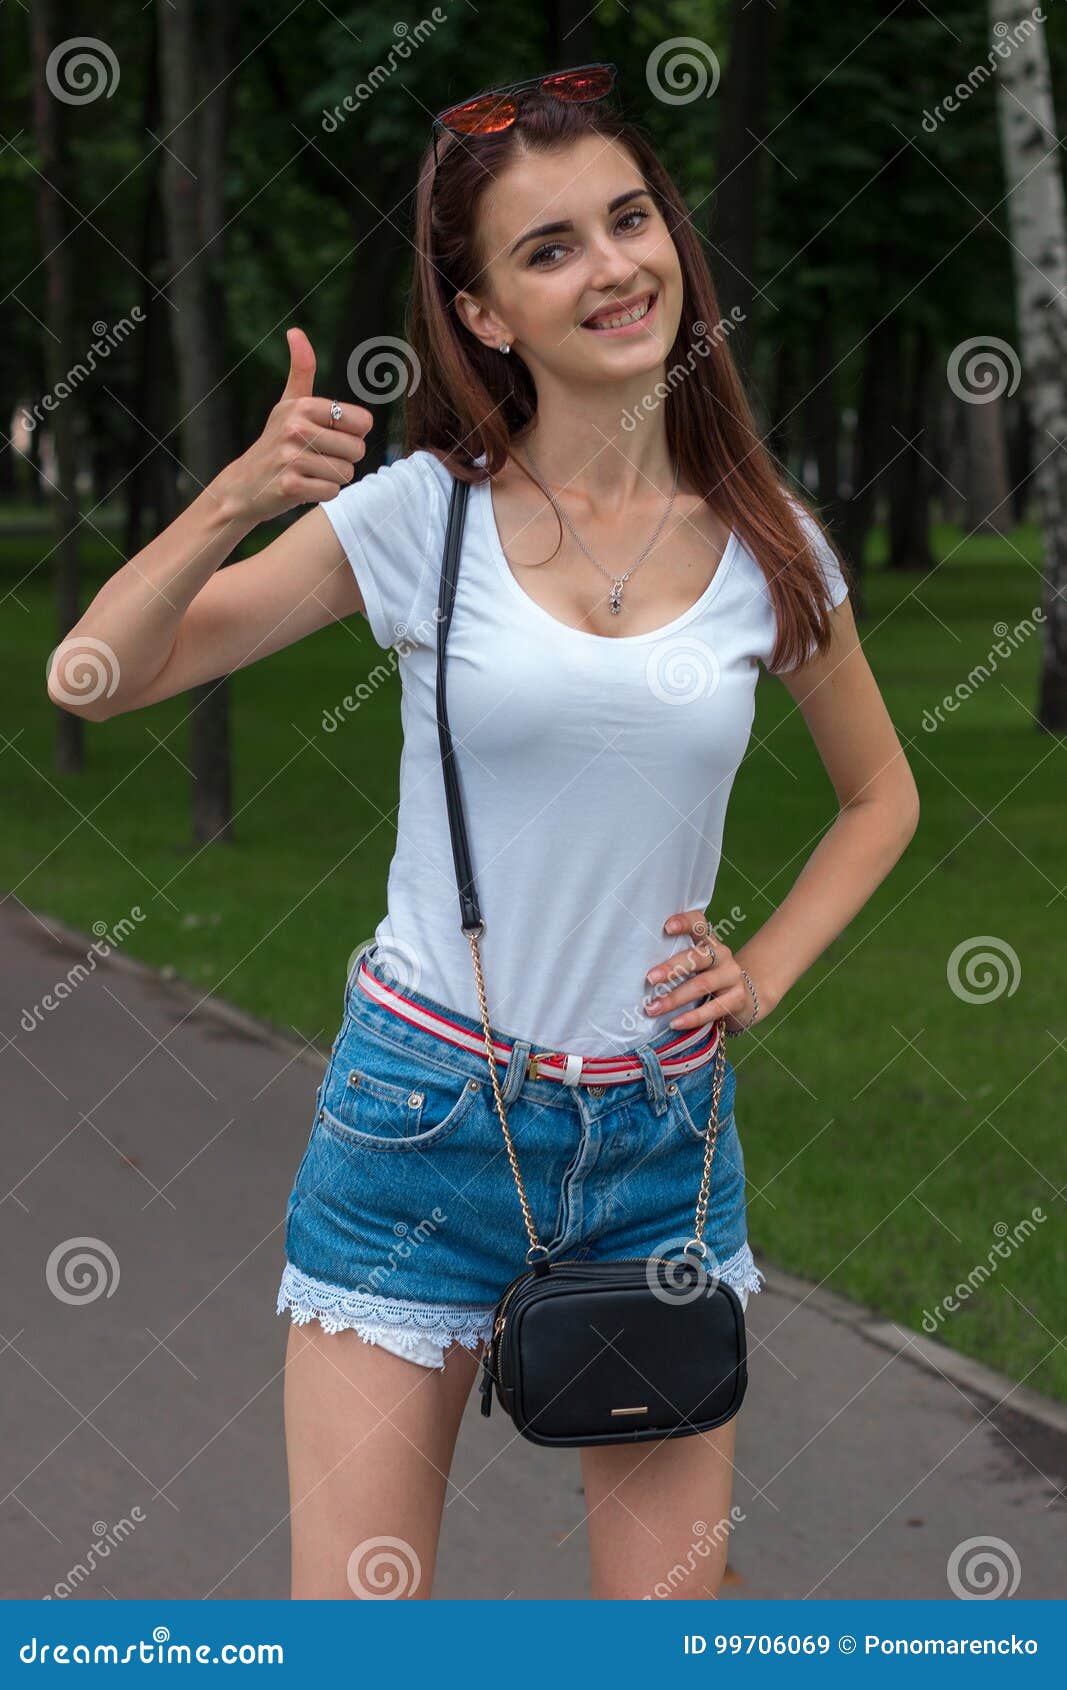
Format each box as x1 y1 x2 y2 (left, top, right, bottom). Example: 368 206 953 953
501 1039 532 1105
561 1054 583 1087
637 1038 668 1113
345 938 376 1009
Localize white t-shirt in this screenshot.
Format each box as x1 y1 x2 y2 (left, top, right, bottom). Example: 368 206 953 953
320 448 848 1057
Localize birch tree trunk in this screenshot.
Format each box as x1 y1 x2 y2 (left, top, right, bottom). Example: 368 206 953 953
992 0 1067 730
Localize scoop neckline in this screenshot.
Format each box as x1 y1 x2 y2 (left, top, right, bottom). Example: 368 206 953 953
477 473 738 648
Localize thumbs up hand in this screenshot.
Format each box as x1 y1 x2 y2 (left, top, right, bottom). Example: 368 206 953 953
217 327 374 525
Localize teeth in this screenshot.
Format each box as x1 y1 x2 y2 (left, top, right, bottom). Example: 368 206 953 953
586 294 653 330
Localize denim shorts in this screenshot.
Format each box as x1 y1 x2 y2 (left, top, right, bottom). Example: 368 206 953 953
276 941 764 1369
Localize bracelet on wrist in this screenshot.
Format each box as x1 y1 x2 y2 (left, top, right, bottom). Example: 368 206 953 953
724 964 760 1037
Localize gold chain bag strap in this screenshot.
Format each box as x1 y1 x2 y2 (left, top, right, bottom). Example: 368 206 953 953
434 472 747 1446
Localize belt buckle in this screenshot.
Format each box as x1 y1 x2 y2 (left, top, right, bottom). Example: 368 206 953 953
527 1050 560 1081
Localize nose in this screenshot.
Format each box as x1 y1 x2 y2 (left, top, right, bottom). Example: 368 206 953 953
584 231 642 296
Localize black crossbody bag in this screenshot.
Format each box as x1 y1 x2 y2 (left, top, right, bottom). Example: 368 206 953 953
434 472 747 1448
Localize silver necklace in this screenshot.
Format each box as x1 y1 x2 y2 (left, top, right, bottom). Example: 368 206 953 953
520 446 681 615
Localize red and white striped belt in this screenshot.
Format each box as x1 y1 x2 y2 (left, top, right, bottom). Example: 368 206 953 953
355 959 720 1089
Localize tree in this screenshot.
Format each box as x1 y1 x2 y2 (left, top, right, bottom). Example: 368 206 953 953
992 0 1067 730
30 0 83 777
157 0 241 841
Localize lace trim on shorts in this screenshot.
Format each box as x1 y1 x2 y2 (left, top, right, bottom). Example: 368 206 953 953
278 1243 763 1357
716 1239 766 1309
276 1262 495 1359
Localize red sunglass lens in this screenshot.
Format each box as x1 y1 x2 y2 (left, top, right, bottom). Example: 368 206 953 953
541 67 614 103
439 93 518 134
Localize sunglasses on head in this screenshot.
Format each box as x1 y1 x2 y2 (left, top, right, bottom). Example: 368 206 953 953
431 63 618 171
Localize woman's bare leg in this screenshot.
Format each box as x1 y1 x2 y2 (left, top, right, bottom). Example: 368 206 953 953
283 1320 481 1599
579 1416 739 1600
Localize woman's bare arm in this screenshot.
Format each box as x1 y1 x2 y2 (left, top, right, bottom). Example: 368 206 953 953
646 599 920 1033
729 599 920 1016
45 328 372 721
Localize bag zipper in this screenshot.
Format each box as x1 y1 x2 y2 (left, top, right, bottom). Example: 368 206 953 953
479 1255 683 1417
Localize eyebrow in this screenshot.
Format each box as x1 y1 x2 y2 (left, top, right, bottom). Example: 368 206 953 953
507 189 653 258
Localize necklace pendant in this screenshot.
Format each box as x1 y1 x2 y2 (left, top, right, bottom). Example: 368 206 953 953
609 580 624 614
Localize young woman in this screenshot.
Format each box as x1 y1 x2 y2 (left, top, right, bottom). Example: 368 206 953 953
48 65 919 1601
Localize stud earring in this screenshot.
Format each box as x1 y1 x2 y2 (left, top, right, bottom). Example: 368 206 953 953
498 341 511 355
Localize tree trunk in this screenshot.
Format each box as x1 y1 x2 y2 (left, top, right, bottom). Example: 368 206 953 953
838 314 896 614
963 389 1012 535
29 0 83 776
710 0 778 376
157 0 240 841
808 287 840 515
887 322 936 571
992 0 1067 730
124 0 170 562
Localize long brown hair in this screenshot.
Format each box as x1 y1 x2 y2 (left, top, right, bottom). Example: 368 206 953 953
403 88 850 674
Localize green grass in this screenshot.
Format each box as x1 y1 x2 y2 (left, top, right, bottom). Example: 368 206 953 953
3 517 1064 1400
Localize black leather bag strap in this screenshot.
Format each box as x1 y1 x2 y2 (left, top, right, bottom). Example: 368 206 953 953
434 473 481 933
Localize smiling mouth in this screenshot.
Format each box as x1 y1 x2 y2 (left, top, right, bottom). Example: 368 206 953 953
581 291 658 332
